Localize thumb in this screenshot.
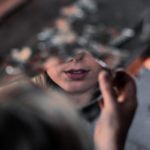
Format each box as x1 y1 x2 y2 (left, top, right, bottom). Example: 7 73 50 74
98 71 117 107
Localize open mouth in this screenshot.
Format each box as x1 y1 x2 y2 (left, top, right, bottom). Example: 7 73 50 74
65 69 90 80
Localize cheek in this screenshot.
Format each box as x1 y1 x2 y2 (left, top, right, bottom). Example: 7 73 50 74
47 67 67 89
87 76 98 88
86 63 102 85
47 68 60 84
60 81 98 93
91 63 102 77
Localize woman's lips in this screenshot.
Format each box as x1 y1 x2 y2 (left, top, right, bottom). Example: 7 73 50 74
64 69 90 80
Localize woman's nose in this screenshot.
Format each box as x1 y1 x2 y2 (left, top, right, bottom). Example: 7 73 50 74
72 52 85 63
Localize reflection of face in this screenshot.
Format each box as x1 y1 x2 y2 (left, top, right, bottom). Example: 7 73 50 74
45 51 102 94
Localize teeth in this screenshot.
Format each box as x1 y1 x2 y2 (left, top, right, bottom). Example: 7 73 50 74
72 71 83 74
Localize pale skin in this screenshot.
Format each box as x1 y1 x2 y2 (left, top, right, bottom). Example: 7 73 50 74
44 51 137 150
44 51 103 108
95 70 137 150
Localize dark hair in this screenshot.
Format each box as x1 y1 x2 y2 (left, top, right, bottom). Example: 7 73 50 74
0 84 92 150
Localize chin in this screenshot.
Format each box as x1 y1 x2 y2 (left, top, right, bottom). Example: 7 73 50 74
62 84 91 93
66 88 86 93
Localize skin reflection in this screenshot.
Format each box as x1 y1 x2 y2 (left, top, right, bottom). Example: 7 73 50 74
43 50 103 108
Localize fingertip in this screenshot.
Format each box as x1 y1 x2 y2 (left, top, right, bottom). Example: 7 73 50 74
98 71 117 106
98 70 111 84
116 69 134 80
114 69 137 100
115 69 136 89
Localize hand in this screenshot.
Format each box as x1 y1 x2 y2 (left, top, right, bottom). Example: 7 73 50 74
94 69 137 150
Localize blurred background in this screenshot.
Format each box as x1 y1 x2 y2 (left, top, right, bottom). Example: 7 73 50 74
1 0 150 149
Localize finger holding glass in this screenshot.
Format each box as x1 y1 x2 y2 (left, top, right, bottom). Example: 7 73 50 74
94 69 137 150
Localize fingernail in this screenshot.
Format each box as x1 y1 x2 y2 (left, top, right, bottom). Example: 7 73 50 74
103 74 109 82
